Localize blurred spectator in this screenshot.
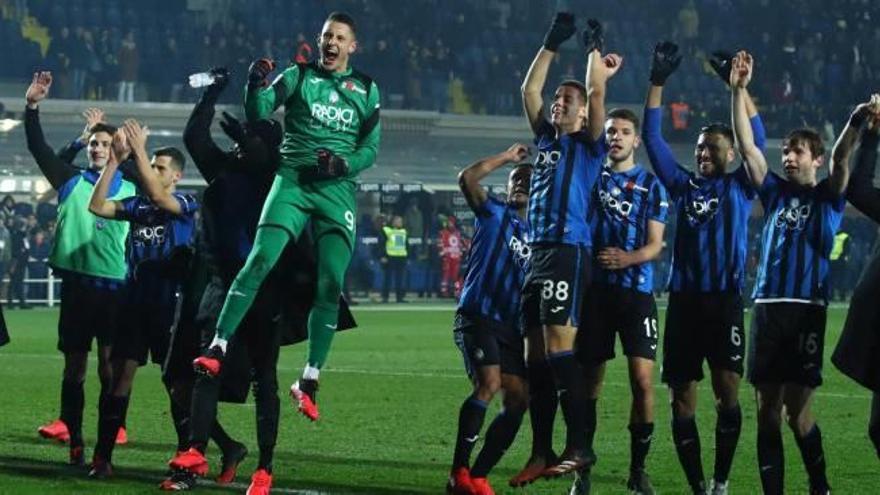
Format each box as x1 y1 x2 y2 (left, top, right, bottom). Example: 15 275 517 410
438 215 464 298
294 33 313 64
117 29 139 102
46 26 73 98
27 229 50 301
0 195 16 221
0 219 10 297
7 218 29 309
381 215 408 303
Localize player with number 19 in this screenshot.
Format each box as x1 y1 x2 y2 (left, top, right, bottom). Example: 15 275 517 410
573 108 668 494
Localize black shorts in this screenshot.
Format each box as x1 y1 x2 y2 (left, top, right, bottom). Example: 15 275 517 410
522 244 590 328
576 285 659 365
748 302 826 388
661 291 745 384
163 272 281 401
112 293 177 366
57 278 124 353
453 311 526 379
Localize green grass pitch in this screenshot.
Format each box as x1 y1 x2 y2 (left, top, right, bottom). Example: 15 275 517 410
0 305 876 494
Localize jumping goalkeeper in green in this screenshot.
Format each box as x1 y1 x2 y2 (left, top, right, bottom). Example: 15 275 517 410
193 11 380 421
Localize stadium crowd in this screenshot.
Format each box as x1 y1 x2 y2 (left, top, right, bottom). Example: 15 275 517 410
0 0 877 138
6 2 880 495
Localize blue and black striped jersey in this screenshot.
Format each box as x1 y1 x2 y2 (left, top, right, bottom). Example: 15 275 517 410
118 193 199 304
643 107 767 293
458 197 531 330
529 120 607 247
753 173 844 303
591 164 669 293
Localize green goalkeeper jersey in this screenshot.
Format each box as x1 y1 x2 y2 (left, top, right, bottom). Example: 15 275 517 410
244 62 381 183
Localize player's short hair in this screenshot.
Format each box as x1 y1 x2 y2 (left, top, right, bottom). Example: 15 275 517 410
699 122 735 146
558 80 587 104
88 123 117 138
326 11 357 37
607 108 640 132
784 128 825 158
153 146 186 171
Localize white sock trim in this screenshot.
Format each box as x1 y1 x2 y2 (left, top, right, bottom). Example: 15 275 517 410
210 336 228 354
302 365 320 381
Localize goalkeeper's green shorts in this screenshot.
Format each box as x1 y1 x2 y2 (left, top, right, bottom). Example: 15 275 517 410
259 174 357 250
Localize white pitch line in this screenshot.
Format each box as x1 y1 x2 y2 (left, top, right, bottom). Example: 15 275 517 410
5 354 872 400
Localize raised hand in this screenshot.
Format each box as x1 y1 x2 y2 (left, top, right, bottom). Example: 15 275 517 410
25 71 53 106
110 129 130 164
219 111 246 144
602 53 624 79
208 66 230 92
78 107 105 142
850 93 880 128
708 50 734 85
649 41 682 86
582 18 604 53
729 51 753 88
503 143 530 163
543 12 577 52
122 119 148 155
247 58 275 88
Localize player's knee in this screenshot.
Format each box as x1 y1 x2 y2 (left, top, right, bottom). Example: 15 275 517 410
757 404 783 430
630 372 653 399
784 410 813 437
315 268 344 305
670 386 696 417
503 393 528 415
252 374 278 402
475 375 502 401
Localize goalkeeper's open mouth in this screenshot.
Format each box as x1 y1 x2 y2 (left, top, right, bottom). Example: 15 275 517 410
321 46 340 67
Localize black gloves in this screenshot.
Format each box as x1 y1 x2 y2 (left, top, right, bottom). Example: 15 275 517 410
247 58 275 89
219 111 246 144
203 67 229 97
708 50 734 85
582 19 604 53
315 148 350 179
650 41 682 86
543 12 577 52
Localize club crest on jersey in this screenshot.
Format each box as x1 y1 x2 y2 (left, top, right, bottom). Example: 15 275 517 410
775 197 811 231
328 90 339 103
342 80 367 94
95 219 106 230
